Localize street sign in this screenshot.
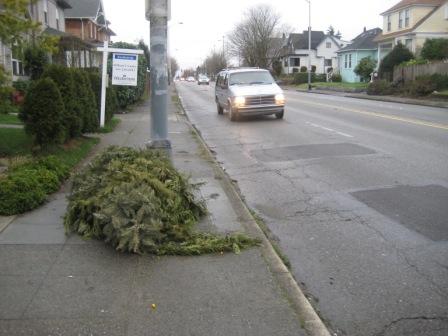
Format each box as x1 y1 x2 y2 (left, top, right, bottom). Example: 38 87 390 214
112 53 138 86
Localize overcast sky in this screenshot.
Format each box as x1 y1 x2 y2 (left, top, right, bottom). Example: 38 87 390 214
103 0 394 69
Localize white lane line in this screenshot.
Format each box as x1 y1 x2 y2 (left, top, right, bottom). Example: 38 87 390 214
336 131 354 138
306 121 354 138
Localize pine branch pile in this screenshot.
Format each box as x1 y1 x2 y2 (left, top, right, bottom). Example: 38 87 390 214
64 146 259 255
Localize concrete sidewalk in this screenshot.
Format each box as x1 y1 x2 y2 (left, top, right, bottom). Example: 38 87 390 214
0 91 311 336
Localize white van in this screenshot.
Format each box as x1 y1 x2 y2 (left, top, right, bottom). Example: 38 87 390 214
215 68 285 121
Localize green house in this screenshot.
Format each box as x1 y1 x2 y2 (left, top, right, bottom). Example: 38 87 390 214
337 28 382 83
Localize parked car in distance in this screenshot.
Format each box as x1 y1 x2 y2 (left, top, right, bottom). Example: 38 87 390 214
215 68 285 121
187 76 195 82
198 74 210 85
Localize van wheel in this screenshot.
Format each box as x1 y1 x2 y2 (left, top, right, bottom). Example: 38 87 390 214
229 105 238 122
275 111 284 119
217 102 224 115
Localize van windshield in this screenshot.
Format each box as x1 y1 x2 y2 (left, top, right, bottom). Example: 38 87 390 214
229 71 274 86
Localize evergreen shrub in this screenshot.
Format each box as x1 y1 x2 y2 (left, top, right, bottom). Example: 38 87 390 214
367 80 394 95
42 65 82 139
71 69 98 133
331 74 342 82
20 78 65 147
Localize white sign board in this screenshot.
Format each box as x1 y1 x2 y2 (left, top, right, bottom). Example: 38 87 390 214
112 53 138 86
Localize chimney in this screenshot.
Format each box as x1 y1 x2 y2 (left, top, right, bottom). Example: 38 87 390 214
364 27 367 32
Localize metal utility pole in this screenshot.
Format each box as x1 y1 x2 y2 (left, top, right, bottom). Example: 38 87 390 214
306 0 312 91
146 0 171 151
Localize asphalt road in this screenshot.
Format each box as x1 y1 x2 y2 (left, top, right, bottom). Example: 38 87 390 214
175 82 448 336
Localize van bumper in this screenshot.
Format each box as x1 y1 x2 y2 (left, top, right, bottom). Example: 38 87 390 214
236 105 284 116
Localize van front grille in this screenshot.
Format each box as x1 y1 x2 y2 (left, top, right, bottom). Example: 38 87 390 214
245 95 276 106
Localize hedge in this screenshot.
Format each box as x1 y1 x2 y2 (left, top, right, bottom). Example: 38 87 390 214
87 69 118 124
42 64 82 139
71 69 98 133
111 42 148 108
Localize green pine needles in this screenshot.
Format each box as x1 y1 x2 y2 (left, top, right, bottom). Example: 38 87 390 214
64 147 259 255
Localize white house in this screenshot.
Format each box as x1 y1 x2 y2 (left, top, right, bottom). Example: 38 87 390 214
280 31 349 74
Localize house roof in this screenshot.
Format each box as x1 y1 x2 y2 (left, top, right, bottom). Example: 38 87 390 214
337 28 382 53
381 0 445 15
65 0 102 19
56 0 71 9
288 31 326 50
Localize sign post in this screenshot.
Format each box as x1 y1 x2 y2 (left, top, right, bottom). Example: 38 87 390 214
97 42 144 128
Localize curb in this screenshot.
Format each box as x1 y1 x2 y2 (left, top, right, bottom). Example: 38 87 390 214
0 215 16 234
293 88 448 109
174 86 331 336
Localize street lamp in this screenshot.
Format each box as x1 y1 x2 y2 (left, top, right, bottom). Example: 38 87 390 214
305 0 311 91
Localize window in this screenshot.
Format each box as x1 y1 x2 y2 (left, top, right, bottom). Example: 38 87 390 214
12 59 24 76
387 15 391 31
344 54 348 68
349 54 352 68
399 11 404 28
284 59 288 67
405 9 410 27
43 0 48 25
325 59 332 67
292 58 300 66
326 42 331 48
90 22 93 38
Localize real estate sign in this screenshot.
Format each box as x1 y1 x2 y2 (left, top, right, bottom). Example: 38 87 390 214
112 53 138 86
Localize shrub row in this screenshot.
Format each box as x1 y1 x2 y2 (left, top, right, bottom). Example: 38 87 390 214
0 156 69 215
19 66 119 148
367 74 448 97
110 42 148 109
293 72 327 85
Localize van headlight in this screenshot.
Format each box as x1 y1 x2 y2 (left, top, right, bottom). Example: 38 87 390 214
275 94 285 105
234 96 246 107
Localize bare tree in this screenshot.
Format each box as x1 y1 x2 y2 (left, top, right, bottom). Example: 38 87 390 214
200 50 227 79
170 57 179 77
227 5 285 69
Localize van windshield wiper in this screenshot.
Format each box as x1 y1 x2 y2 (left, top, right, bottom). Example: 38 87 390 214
249 81 272 85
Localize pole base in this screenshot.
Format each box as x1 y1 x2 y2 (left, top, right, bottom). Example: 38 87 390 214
146 139 172 158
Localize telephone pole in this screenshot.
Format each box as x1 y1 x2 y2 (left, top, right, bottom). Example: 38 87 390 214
146 0 171 151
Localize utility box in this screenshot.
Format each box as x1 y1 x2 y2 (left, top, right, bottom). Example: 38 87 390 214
145 0 171 21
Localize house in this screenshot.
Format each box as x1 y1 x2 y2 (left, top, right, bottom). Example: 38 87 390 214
65 0 115 67
337 28 383 83
280 31 348 75
374 0 448 58
0 0 72 80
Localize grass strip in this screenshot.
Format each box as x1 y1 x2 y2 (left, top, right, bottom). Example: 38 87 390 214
97 117 121 134
0 128 33 156
0 114 22 125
